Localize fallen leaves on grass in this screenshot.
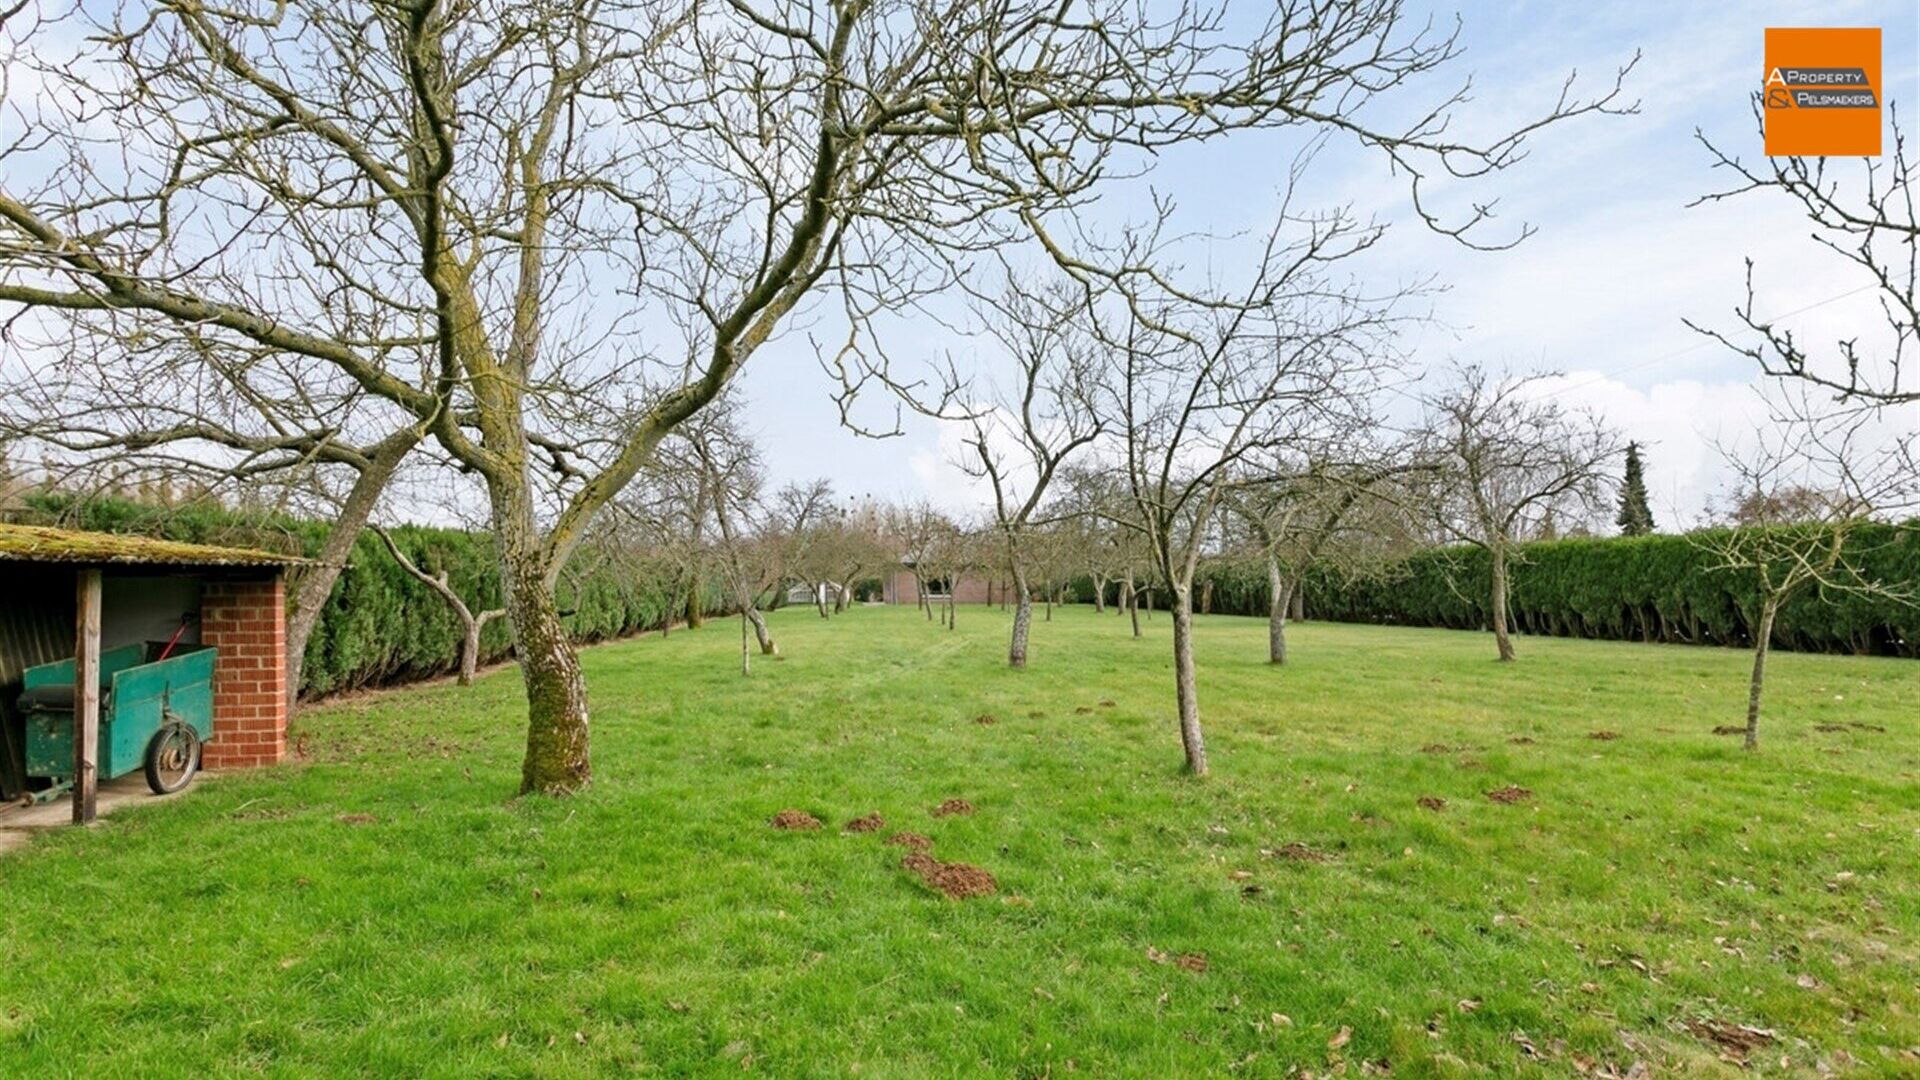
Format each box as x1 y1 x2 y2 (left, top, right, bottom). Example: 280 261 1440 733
769 809 822 830
1328 1025 1352 1050
1145 946 1208 973
884 831 932 851
1417 796 1447 812
843 812 885 833
931 798 975 818
901 851 996 898
1484 786 1533 805
1683 1018 1775 1061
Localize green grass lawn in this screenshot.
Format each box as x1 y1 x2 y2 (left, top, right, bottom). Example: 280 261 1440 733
2 605 1917 1077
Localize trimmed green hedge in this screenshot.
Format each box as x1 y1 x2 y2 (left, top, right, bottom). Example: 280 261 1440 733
1190 526 1920 658
14 496 727 697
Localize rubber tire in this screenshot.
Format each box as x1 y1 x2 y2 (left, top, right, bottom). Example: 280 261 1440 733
143 723 201 795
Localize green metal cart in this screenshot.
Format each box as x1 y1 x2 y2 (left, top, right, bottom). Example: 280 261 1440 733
17 642 216 799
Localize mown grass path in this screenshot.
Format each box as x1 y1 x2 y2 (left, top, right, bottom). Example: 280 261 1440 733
2 606 1915 1076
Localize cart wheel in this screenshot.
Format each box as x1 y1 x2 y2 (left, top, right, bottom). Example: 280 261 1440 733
144 722 201 794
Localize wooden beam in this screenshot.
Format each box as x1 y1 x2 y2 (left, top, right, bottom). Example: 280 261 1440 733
73 568 102 825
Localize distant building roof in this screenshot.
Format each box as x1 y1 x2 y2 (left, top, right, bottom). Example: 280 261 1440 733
0 524 307 568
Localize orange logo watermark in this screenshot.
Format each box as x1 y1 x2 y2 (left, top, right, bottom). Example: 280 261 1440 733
1764 27 1881 156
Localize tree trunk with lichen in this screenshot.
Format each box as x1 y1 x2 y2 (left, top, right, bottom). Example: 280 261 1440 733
746 604 776 655
283 436 415 710
1745 595 1779 750
1009 565 1032 668
491 482 590 796
685 580 704 630
1170 585 1208 776
1267 553 1291 665
1490 545 1516 662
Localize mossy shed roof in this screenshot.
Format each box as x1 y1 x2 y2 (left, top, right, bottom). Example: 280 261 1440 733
0 524 308 567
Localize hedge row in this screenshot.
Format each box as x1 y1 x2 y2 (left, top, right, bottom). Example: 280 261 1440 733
18 496 728 697
1192 526 1920 658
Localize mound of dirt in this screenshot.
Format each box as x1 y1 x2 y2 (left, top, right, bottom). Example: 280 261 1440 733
1710 725 1746 736
1073 706 1093 715
1420 743 1453 754
1417 795 1447 812
1507 736 1536 745
974 713 998 726
884 831 932 851
901 851 998 899
1098 699 1117 708
1484 786 1533 805
932 798 975 818
769 809 823 830
1588 731 1622 741
1265 842 1328 863
843 812 885 833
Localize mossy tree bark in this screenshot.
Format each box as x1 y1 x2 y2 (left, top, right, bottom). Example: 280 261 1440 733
1490 545 1517 662
1267 554 1292 665
1744 595 1780 750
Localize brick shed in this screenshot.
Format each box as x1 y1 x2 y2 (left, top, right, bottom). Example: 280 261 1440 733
0 525 303 817
881 568 1011 607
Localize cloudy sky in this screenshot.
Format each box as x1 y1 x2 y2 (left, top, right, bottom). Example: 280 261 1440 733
733 1 1919 528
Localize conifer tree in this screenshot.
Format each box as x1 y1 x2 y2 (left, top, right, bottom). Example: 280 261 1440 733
1616 442 1656 535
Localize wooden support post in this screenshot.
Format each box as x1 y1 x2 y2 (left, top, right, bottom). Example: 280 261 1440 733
73 568 102 825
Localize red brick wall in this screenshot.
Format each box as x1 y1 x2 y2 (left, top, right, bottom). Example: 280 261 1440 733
199 575 287 769
884 570 1006 605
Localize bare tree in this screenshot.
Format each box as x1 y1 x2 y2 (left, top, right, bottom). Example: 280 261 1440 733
1060 462 1154 637
1700 405 1915 748
886 272 1102 664
1098 204 1405 775
1689 104 1918 406
792 497 886 617
1226 450 1410 665
2 0 1633 794
1412 366 1621 662
888 501 950 619
372 525 505 686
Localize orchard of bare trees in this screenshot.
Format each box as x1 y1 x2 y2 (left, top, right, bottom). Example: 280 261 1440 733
10 0 1912 792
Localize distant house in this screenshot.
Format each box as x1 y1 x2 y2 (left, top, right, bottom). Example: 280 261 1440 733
880 569 1010 607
